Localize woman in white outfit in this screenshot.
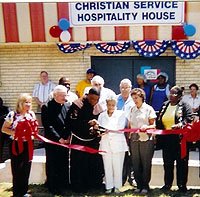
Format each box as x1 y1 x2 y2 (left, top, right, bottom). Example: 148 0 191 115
97 94 128 194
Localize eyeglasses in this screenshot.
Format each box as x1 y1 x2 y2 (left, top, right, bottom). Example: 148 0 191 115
94 83 102 86
121 87 131 90
170 93 178 97
63 83 70 87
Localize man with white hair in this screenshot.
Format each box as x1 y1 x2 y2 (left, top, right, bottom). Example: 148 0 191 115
41 85 71 195
116 79 135 187
84 75 115 111
117 78 135 115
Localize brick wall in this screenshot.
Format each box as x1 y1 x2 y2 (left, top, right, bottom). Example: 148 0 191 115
0 43 200 111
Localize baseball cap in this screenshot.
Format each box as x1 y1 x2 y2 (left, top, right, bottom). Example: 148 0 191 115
86 68 96 74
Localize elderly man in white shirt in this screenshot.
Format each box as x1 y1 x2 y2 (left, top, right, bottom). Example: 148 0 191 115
32 71 56 110
84 75 115 111
98 94 128 194
182 83 200 119
116 79 135 186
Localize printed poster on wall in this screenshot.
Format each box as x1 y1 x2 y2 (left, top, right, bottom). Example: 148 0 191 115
144 69 158 80
69 1 185 26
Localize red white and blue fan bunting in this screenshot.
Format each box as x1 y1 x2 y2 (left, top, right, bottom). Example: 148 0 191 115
95 42 130 54
171 40 200 59
133 40 169 57
57 43 92 53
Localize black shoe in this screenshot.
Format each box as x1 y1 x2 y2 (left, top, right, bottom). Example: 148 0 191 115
49 188 64 196
178 185 187 193
160 185 172 191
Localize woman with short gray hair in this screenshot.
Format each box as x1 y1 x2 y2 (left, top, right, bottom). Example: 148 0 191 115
98 94 128 194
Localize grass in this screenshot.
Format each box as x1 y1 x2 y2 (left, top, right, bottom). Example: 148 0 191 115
1 183 200 197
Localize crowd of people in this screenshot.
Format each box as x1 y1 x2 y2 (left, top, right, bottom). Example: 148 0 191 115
1 69 200 196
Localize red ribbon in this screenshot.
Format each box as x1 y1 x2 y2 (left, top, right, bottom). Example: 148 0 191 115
12 118 105 161
35 134 105 154
13 117 200 160
117 122 200 159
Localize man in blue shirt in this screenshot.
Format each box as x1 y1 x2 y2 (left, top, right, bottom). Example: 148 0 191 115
116 79 135 186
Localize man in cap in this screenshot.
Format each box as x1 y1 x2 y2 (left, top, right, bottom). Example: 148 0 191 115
75 68 96 98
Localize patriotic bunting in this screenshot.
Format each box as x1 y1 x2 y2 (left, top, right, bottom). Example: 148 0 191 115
132 40 169 57
171 40 200 59
56 40 200 60
57 43 92 53
95 42 130 54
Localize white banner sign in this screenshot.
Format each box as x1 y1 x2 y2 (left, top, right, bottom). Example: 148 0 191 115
144 69 158 80
69 1 185 27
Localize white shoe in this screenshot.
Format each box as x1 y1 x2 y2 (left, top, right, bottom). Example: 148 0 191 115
114 188 120 194
23 194 32 197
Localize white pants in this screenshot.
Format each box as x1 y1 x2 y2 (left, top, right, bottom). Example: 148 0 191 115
102 152 125 190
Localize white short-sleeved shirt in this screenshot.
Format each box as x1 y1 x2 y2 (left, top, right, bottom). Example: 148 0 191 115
32 81 56 103
182 94 200 110
128 102 156 141
98 110 128 153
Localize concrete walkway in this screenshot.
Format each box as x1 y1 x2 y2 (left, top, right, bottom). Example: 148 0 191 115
0 148 199 186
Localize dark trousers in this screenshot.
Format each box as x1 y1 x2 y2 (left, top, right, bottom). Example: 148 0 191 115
45 144 70 193
10 141 32 197
0 132 9 162
70 149 104 192
162 144 189 187
70 136 104 193
122 152 134 185
130 140 154 190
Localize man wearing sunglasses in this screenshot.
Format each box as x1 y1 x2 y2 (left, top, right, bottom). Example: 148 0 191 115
58 77 78 105
48 77 78 104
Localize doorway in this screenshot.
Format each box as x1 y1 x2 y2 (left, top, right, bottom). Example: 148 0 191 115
91 56 175 94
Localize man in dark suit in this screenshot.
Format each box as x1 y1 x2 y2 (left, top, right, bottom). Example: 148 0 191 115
41 85 71 195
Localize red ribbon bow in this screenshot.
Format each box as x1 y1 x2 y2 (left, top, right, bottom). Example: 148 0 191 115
12 118 39 161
